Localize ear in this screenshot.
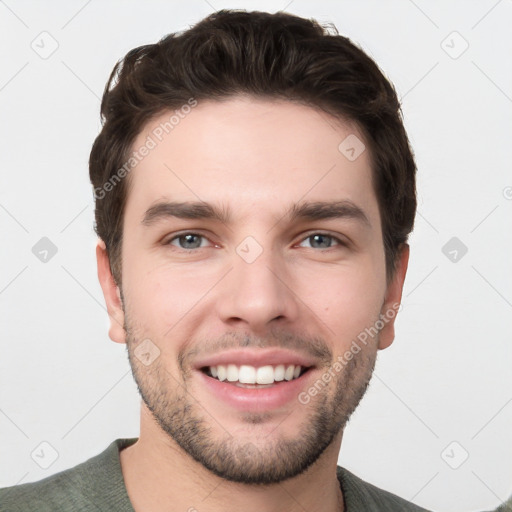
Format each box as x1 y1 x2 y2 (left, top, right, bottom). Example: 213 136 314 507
96 239 126 344
378 244 410 350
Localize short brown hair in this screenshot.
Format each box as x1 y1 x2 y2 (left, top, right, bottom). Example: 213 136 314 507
89 9 416 286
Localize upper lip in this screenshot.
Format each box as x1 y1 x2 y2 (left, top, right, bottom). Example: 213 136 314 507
193 348 317 370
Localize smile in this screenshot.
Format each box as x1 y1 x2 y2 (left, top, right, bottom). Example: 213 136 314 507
202 364 309 385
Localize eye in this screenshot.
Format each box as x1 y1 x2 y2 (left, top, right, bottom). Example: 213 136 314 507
164 232 345 251
298 233 344 249
167 233 211 250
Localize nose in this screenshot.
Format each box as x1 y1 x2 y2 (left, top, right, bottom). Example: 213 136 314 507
215 245 300 333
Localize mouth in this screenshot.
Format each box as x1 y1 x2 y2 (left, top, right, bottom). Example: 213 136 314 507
196 362 316 411
200 364 313 388
193 348 319 411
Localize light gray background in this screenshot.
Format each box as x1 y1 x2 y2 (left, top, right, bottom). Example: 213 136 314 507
1 1 511 511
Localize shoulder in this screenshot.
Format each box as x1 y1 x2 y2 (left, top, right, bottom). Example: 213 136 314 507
0 438 137 512
337 466 431 511
0 463 86 512
492 495 512 511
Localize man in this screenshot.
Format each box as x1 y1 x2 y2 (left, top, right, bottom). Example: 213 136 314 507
0 9 428 511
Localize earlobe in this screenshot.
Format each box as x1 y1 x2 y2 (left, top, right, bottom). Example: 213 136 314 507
96 239 126 344
377 244 410 350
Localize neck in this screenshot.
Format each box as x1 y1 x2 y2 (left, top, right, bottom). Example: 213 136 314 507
120 406 345 512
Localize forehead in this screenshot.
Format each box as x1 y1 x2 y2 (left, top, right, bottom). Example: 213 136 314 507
124 96 379 225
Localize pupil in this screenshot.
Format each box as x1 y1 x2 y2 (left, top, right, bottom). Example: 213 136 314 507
311 234 331 248
180 234 201 249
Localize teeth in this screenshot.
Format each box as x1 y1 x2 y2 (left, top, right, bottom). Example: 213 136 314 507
274 364 285 381
226 364 238 382
284 365 294 381
256 365 274 385
239 365 256 384
206 364 305 384
217 365 227 381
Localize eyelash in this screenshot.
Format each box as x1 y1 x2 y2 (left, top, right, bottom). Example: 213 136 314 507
164 231 347 251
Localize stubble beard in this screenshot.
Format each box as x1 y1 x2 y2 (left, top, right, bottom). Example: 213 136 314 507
124 317 378 485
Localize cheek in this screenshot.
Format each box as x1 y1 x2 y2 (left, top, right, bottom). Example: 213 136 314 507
295 261 385 345
124 257 220 334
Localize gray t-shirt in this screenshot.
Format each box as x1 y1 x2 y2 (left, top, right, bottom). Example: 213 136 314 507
0 438 431 511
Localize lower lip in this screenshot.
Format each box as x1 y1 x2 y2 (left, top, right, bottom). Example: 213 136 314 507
196 369 314 411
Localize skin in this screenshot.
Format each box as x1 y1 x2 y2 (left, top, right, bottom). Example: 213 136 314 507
97 96 409 512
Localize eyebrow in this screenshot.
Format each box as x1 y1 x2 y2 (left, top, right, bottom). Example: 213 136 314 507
141 199 371 228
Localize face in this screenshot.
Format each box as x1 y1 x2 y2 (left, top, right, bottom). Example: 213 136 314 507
97 96 408 484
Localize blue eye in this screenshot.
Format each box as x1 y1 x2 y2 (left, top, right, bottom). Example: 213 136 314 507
168 233 208 250
299 233 343 249
165 232 344 251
